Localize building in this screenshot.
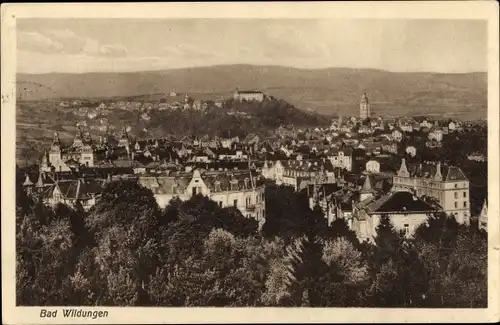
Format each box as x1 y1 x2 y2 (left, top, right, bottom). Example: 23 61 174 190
392 129 404 142
360 92 370 119
406 146 417 157
307 182 344 226
352 189 437 243
39 178 103 211
392 159 470 224
233 88 265 102
428 128 444 142
261 160 284 183
139 169 266 227
326 147 353 171
365 159 381 174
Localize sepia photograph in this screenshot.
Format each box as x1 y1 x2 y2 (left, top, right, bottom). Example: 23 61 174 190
1 2 499 324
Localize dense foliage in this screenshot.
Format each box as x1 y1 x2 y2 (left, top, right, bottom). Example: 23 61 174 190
16 181 487 307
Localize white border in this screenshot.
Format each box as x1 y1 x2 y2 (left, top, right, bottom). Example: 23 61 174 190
1 2 499 324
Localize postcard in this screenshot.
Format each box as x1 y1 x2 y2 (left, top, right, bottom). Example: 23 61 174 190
1 2 499 324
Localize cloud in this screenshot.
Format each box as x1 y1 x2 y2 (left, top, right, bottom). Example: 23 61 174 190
259 24 331 59
161 44 217 59
99 44 129 57
17 31 64 53
47 29 79 40
18 29 129 58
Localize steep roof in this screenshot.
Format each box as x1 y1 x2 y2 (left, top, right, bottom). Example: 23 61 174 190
47 179 102 201
407 162 468 181
361 191 436 214
360 175 373 193
139 170 262 195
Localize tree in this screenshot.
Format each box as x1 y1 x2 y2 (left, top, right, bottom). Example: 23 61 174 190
16 210 75 305
328 218 359 246
371 215 402 267
262 185 312 240
86 180 161 306
319 238 370 306
412 214 486 307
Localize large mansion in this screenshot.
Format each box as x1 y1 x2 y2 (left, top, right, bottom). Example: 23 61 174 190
139 169 266 227
392 159 470 225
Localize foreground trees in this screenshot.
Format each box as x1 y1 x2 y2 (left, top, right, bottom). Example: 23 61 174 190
16 182 487 307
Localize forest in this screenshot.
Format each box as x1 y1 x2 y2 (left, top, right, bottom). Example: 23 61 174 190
16 180 487 307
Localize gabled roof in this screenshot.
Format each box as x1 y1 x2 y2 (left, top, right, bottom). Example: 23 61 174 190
407 162 468 181
361 191 436 214
48 178 102 201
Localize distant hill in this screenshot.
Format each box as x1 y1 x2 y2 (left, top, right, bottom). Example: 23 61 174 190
17 64 487 119
15 94 329 165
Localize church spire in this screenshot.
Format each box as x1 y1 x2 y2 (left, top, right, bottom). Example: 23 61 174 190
22 173 33 187
36 172 45 188
398 158 410 177
361 175 372 193
359 175 374 202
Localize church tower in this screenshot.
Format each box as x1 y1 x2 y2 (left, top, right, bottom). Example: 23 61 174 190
49 132 62 166
360 92 370 119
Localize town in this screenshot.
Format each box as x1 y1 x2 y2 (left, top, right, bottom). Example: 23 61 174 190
18 91 488 243
11 10 492 314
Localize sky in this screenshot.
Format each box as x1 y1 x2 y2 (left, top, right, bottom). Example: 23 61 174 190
17 19 487 74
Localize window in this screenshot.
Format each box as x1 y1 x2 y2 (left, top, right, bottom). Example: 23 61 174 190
214 181 221 192
454 202 458 208
230 180 238 191
233 199 238 207
219 201 223 208
463 191 467 198
454 184 458 188
463 201 467 208
454 192 458 199
404 224 410 236
192 187 197 196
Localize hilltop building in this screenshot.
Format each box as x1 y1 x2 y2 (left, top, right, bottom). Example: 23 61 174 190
233 88 264 102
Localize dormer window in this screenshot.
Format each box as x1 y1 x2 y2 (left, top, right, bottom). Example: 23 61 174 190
244 178 250 189
214 181 221 192
230 179 238 191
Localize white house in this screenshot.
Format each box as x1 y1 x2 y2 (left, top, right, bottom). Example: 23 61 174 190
392 129 403 142
326 147 353 171
365 160 381 173
352 190 437 243
406 146 417 157
139 169 266 227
